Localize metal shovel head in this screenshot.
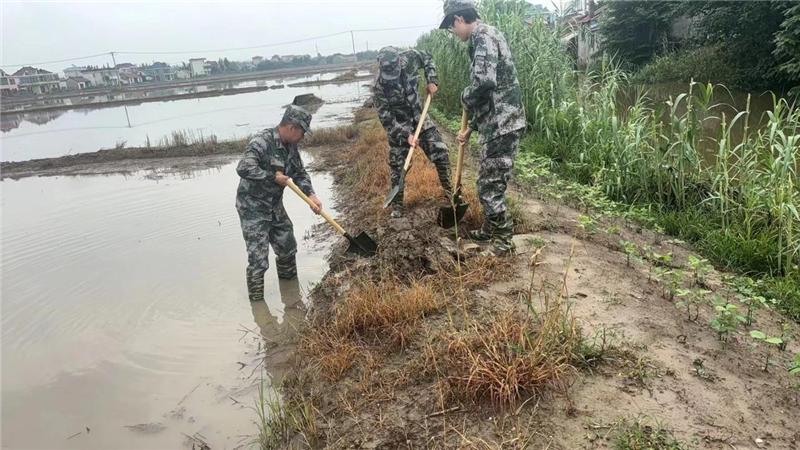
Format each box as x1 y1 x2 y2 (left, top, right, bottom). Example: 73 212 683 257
382 174 405 209
437 197 469 229
345 231 378 257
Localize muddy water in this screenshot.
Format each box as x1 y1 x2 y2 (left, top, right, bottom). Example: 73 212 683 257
0 71 371 162
1 153 337 449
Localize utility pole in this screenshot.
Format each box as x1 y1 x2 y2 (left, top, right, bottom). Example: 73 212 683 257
109 51 117 67
366 41 369 52
350 30 356 56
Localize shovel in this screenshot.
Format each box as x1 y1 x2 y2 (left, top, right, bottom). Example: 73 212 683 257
437 110 470 228
286 179 377 257
382 94 433 208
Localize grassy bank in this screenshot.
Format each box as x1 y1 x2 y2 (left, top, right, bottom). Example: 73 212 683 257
417 0 800 320
254 111 800 449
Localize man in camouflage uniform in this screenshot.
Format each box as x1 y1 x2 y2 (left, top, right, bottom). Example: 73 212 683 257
236 104 322 302
373 46 452 218
440 0 527 256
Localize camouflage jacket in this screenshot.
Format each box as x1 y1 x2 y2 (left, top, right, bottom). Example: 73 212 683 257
462 23 527 144
235 127 315 220
373 49 439 144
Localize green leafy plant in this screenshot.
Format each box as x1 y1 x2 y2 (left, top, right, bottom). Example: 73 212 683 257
749 330 784 372
687 255 713 287
620 240 640 267
710 297 745 342
665 270 685 301
675 288 709 321
739 295 769 327
578 215 598 235
789 353 800 376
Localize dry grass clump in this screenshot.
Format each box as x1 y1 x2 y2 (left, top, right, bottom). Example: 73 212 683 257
303 124 359 146
334 279 440 348
299 327 362 382
435 302 579 408
301 277 442 380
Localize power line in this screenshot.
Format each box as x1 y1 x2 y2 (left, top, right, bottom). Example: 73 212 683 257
1 24 437 69
0 52 112 69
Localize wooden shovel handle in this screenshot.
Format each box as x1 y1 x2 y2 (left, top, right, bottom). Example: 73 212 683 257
453 110 469 191
285 178 347 236
402 94 433 172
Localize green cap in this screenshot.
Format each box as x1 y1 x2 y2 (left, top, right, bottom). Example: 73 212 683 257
282 104 312 134
440 0 478 29
377 46 402 81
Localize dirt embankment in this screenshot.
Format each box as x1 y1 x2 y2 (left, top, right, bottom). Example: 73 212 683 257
0 139 247 180
263 109 800 449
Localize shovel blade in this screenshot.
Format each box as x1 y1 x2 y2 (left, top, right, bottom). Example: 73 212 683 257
437 201 469 229
346 231 378 257
382 174 406 208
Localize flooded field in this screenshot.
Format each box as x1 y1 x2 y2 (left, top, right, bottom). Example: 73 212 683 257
0 71 371 162
1 156 337 449
1 76 366 448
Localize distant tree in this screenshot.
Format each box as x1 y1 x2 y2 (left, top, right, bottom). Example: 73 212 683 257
684 0 795 90
599 1 680 68
774 2 800 81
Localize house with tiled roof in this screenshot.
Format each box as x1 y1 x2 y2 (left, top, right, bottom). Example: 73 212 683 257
12 66 61 94
0 69 19 93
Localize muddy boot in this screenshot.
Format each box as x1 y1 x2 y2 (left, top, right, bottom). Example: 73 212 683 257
389 197 404 219
468 219 494 242
246 272 265 302
276 254 298 280
482 213 515 257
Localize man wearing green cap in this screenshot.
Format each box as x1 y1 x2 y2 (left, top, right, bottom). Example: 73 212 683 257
440 0 527 256
235 103 322 302
373 45 452 218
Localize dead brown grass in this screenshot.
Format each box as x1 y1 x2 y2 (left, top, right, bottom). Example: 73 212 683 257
299 327 362 382
303 124 359 147
434 300 580 408
335 279 440 348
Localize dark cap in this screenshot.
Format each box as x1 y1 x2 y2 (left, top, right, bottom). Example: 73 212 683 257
439 0 478 29
282 104 312 134
377 46 402 81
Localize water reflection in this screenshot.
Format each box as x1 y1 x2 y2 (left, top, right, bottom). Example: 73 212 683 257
250 278 307 385
1 109 66 132
1 72 368 162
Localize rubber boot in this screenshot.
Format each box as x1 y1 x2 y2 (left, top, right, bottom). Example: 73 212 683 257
246 272 265 302
468 218 494 242
484 212 515 257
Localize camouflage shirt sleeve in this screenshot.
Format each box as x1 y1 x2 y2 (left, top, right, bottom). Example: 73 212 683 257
414 49 439 86
462 31 498 121
236 134 273 180
289 148 315 196
373 82 414 142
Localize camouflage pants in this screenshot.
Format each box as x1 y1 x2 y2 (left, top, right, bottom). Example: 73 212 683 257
237 206 298 296
388 127 451 205
477 131 522 239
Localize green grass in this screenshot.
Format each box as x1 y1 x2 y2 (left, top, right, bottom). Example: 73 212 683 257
614 417 685 450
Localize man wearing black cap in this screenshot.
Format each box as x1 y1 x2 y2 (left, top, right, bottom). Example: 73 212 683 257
440 0 527 256
235 103 322 301
373 45 452 218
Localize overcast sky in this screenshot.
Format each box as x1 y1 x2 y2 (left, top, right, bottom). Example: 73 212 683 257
2 0 551 73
